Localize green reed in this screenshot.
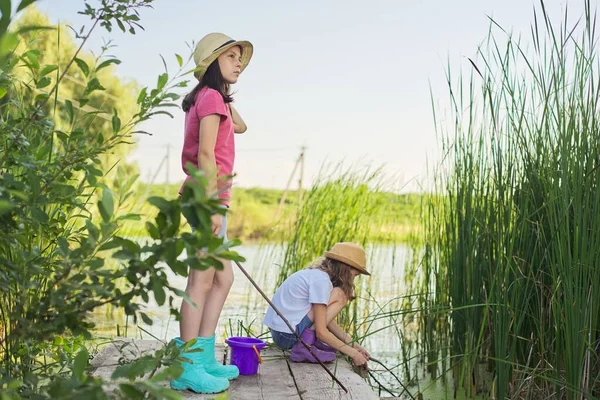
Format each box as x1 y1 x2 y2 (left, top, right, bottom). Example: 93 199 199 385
417 1 600 397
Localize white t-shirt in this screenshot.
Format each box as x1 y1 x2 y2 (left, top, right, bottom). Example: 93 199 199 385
263 269 333 333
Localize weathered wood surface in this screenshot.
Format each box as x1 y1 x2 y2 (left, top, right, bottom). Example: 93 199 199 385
286 353 379 400
91 339 378 399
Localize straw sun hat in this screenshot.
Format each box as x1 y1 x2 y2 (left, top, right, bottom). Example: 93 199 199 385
324 242 370 276
193 32 253 80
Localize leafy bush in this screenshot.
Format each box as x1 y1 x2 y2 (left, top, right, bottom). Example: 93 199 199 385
0 1 243 398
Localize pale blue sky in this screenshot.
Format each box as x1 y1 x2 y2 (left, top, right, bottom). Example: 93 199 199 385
35 0 582 192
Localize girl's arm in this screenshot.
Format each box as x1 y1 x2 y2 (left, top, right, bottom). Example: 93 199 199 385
198 114 222 234
327 321 351 343
328 321 370 359
229 104 247 133
313 304 367 366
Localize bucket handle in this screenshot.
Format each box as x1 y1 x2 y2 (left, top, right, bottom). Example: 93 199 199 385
252 345 263 364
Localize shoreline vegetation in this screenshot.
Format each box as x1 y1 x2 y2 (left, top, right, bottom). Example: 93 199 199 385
125 183 424 243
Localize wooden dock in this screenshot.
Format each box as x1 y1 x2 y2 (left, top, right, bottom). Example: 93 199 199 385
92 339 380 399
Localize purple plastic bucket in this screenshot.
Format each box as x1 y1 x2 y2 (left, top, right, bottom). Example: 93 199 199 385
225 336 266 375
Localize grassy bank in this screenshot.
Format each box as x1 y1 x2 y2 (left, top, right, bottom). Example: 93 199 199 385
122 182 422 243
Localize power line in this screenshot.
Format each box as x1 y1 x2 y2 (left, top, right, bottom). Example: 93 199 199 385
236 147 296 153
139 144 298 153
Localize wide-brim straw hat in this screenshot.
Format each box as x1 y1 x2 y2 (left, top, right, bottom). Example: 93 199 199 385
323 242 370 276
193 32 253 80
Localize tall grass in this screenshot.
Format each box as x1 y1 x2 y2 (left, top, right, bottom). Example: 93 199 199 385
275 164 390 281
417 1 600 398
252 163 403 334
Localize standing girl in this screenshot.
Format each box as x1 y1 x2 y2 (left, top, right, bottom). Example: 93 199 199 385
171 33 253 394
264 242 371 367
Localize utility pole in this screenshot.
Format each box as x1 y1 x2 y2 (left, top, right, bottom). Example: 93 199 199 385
298 145 305 207
274 146 307 221
275 153 301 221
165 143 170 185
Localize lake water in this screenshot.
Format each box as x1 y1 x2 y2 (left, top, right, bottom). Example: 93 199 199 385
92 243 477 399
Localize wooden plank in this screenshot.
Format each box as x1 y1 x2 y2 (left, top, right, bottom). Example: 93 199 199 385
91 340 378 399
91 339 163 381
227 347 300 400
286 354 380 400
91 340 300 399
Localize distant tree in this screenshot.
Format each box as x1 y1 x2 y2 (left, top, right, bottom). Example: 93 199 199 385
14 6 140 181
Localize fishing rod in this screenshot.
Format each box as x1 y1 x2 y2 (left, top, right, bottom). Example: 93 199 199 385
233 260 349 393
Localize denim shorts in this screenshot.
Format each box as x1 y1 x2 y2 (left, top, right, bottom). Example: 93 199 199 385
270 315 313 350
215 214 228 240
189 214 228 240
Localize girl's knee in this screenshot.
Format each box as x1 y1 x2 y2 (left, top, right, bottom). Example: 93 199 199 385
186 279 214 294
186 270 215 293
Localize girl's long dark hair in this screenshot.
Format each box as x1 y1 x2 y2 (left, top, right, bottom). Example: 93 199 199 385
182 58 233 112
308 258 356 301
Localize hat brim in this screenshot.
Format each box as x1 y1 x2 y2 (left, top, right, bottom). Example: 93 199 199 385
194 40 253 80
324 252 371 276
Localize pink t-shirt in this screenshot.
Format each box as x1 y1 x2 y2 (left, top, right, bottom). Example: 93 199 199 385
180 87 235 206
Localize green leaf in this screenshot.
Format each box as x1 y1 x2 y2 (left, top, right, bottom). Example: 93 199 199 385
147 196 171 213
23 49 40 70
17 0 39 12
74 58 90 77
117 237 141 254
116 213 141 221
160 54 168 73
0 87 7 99
30 207 49 224
98 239 121 251
96 58 121 72
40 64 58 77
0 200 14 215
172 288 193 306
112 249 132 260
137 87 147 104
65 100 74 124
88 258 104 269
15 24 55 35
36 76 51 89
72 348 88 380
216 250 246 263
112 113 121 133
146 222 159 239
176 54 183 67
140 312 153 325
117 19 125 32
118 383 144 399
149 365 183 382
168 260 188 276
86 219 99 242
0 33 18 55
157 73 168 91
7 189 27 201
0 0 12 38
98 188 114 222
152 279 166 306
147 110 174 119
57 237 69 255
35 93 49 103
83 78 105 96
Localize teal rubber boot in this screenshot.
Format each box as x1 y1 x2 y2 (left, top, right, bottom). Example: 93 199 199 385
170 337 230 394
199 335 240 380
